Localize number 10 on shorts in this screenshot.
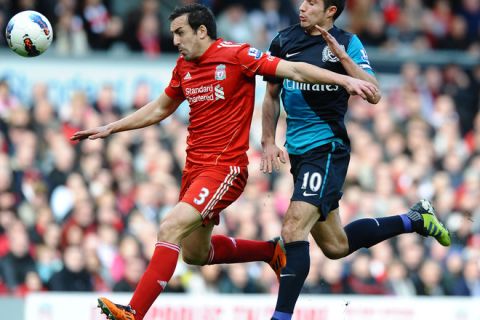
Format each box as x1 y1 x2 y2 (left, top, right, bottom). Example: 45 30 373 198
302 171 322 193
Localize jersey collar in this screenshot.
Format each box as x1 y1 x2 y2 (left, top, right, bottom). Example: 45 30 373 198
194 38 223 64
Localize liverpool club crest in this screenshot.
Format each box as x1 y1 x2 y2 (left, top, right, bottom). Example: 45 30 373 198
215 64 226 80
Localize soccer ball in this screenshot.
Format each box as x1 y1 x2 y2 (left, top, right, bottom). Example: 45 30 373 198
5 11 53 57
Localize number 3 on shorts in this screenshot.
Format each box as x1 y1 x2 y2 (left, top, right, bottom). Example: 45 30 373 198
194 187 210 205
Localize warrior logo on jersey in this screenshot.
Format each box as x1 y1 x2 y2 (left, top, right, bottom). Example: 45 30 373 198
215 64 226 80
322 45 345 63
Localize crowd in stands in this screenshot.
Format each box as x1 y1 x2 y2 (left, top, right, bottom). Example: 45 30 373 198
0 61 479 296
0 0 480 55
0 0 479 299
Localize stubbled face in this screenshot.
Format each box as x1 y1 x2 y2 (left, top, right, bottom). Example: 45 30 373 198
298 0 330 31
170 15 201 61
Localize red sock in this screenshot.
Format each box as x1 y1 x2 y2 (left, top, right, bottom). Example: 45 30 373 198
207 235 275 264
129 242 179 320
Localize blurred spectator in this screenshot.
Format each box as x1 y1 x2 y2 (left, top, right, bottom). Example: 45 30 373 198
217 4 255 45
14 270 45 297
123 0 175 56
132 81 152 110
358 11 390 48
81 0 123 50
0 80 20 120
93 84 121 122
35 244 62 284
112 255 145 292
452 257 480 296
60 91 96 142
218 264 262 293
415 259 448 295
458 0 480 42
314 259 348 294
437 15 471 51
345 252 387 295
347 0 375 33
48 159 76 219
54 0 89 56
424 0 453 45
249 0 290 50
190 264 223 293
0 158 16 211
0 221 36 291
48 245 93 291
84 246 110 291
60 196 96 248
385 259 416 295
442 64 479 136
0 3 6 48
163 267 186 293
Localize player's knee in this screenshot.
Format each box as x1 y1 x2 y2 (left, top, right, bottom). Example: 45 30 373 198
281 216 311 243
281 223 308 243
157 218 183 243
281 223 294 242
182 251 207 266
322 239 349 260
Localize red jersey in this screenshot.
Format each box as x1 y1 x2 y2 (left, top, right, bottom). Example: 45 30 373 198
165 39 280 166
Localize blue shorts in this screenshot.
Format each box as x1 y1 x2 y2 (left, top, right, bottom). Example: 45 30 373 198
289 142 350 220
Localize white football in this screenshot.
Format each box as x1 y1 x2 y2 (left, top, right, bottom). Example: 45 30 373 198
5 10 53 57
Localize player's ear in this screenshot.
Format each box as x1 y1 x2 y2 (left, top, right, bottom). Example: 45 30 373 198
326 5 337 19
197 25 209 39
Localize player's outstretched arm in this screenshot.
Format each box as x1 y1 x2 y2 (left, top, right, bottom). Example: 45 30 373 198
316 26 381 104
71 92 183 141
275 59 379 101
261 82 286 174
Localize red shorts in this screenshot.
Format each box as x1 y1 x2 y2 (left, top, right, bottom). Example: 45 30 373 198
179 164 248 225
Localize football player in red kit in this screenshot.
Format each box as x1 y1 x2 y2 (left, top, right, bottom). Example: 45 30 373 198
71 4 378 320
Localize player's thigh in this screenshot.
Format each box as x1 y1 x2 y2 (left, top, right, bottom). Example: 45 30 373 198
282 201 322 242
310 208 349 259
179 165 248 225
289 142 350 222
181 222 215 265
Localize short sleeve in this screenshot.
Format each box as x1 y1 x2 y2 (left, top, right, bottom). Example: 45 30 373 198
347 35 375 76
164 64 185 100
264 34 283 84
236 44 281 78
268 33 282 58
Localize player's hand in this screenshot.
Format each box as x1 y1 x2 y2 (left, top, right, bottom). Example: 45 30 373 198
343 77 378 100
260 143 287 174
70 125 112 141
315 25 346 60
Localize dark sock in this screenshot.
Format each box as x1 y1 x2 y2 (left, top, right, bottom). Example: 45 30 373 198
272 241 310 320
345 215 412 254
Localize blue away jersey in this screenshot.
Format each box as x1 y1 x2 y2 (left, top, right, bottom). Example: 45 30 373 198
266 25 375 155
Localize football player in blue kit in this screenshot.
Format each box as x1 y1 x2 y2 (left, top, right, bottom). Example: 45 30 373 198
260 1 451 319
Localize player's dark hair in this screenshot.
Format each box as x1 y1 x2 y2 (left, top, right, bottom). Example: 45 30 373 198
324 0 345 20
169 4 217 39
